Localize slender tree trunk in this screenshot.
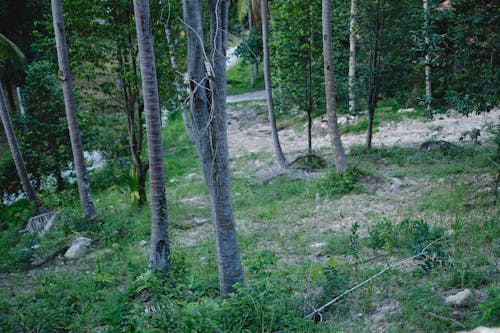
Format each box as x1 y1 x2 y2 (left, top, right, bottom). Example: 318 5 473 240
4 78 16 112
51 0 96 219
183 0 244 297
366 0 383 148
0 85 47 214
322 0 348 174
16 87 25 117
261 0 287 169
248 11 255 87
133 0 170 274
423 0 432 112
348 0 357 114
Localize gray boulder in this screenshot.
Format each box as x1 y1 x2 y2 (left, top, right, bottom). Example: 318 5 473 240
445 289 472 306
64 237 92 260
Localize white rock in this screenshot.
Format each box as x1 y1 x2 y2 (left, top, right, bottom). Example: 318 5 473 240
64 237 92 260
337 116 349 125
139 240 148 247
390 177 403 190
445 289 472 305
397 108 415 114
457 327 500 333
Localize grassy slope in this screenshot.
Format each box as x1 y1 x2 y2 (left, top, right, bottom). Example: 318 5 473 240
226 60 265 95
0 112 499 332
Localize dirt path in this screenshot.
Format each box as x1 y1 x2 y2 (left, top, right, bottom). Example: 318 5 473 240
227 90 266 103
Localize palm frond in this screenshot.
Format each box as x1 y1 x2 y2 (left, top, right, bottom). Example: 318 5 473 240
237 0 251 22
0 33 26 66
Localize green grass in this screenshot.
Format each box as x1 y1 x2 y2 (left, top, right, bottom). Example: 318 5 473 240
1 115 499 332
226 60 265 95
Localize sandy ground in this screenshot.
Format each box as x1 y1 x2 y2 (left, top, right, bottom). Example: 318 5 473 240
226 103 500 160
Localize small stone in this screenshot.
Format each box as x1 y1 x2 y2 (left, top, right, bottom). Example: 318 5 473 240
64 237 92 260
397 108 415 114
445 289 472 305
193 217 209 225
186 173 202 181
337 116 348 125
139 240 148 247
390 177 403 190
457 327 500 333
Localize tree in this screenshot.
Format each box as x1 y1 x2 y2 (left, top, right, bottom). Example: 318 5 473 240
182 0 244 296
22 61 72 192
356 0 420 147
348 0 357 114
271 0 324 157
51 0 96 219
423 0 432 112
133 0 170 273
0 33 47 214
432 0 499 114
261 0 287 169
322 0 348 174
236 0 261 87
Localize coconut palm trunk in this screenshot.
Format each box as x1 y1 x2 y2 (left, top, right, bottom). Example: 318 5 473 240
423 0 432 112
261 0 287 169
322 0 348 174
51 0 96 219
0 85 47 214
348 0 357 114
182 0 244 297
133 0 170 273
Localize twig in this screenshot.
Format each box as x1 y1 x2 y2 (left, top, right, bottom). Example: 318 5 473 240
304 236 444 320
428 312 466 329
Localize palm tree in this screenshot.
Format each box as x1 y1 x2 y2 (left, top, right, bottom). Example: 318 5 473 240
182 0 244 296
423 0 432 112
0 33 48 214
133 0 170 273
51 0 96 219
261 0 287 169
322 0 348 174
348 0 357 114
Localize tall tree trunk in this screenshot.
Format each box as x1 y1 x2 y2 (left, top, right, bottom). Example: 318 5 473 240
183 0 244 297
423 0 432 112
51 0 96 219
366 0 384 148
348 0 357 114
133 0 170 273
261 0 287 169
248 11 255 88
322 0 348 174
0 85 47 214
16 87 25 117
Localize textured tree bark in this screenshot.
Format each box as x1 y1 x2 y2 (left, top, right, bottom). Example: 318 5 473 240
133 0 170 274
51 0 96 219
261 0 287 170
248 11 255 88
348 0 357 114
0 85 47 214
322 0 348 174
423 0 432 112
183 0 244 297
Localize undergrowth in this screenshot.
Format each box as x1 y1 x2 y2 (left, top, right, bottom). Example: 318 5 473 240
0 116 499 332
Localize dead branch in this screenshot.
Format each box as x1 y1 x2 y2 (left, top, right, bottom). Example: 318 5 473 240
304 236 444 320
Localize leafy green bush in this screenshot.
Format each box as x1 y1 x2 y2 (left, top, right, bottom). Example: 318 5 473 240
368 218 397 252
318 167 363 198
